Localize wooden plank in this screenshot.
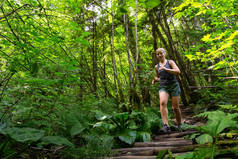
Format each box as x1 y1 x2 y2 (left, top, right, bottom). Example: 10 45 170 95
152 137 188 142
154 130 197 140
113 145 198 156
108 156 156 159
105 152 194 159
134 140 192 147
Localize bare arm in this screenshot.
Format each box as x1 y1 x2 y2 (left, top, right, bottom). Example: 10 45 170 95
152 65 160 84
159 60 181 75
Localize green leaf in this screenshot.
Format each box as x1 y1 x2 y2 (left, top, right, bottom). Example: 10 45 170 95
145 0 161 9
188 133 200 140
119 5 128 14
156 149 168 159
1 127 45 142
138 131 151 142
192 147 213 159
111 112 129 127
128 120 138 129
70 123 85 137
82 31 91 37
94 110 109 121
175 152 193 159
93 121 114 130
80 39 89 46
196 134 213 144
41 136 73 147
119 131 137 145
201 34 212 42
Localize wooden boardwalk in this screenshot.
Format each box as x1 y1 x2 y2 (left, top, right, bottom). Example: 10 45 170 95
108 106 203 159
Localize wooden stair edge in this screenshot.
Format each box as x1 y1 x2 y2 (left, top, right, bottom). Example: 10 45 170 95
103 151 194 159
134 140 193 147
153 130 197 139
113 144 198 156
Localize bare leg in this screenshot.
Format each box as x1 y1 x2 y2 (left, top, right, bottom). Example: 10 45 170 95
172 96 182 125
159 91 169 126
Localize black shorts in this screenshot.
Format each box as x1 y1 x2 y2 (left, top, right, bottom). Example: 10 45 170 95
159 82 181 96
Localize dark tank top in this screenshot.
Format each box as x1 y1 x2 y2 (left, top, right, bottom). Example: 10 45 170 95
157 60 178 86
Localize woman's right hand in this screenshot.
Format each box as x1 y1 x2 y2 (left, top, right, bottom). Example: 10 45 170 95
152 77 159 85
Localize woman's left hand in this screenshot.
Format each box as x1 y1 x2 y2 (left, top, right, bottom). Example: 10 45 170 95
159 65 167 71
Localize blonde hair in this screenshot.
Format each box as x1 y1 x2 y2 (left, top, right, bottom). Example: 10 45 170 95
156 48 166 56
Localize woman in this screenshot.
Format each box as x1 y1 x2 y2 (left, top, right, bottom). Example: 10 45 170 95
152 48 182 133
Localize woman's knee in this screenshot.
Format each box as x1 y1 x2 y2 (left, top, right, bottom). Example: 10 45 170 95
160 101 167 107
172 105 180 112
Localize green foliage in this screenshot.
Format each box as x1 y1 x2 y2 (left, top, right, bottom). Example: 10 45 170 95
219 104 238 112
70 123 85 137
175 152 193 159
156 150 173 159
174 0 238 73
0 127 44 143
0 0 237 158
93 109 160 146
118 130 137 145
145 0 161 9
179 110 238 159
195 134 213 144
62 134 114 159
0 139 17 159
40 136 73 147
196 110 238 137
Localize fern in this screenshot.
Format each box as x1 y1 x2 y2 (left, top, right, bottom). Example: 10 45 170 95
196 111 238 137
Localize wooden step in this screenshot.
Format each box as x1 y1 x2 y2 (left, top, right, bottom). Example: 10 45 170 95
152 137 188 142
113 145 197 156
109 156 156 159
134 140 192 147
105 152 193 159
153 130 197 140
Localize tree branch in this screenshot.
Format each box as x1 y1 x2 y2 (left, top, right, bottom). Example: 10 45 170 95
0 4 30 20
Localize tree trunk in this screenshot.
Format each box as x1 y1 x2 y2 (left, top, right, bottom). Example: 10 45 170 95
111 0 124 103
123 11 141 109
92 9 98 96
102 36 111 97
124 14 134 96
147 10 158 67
134 0 150 107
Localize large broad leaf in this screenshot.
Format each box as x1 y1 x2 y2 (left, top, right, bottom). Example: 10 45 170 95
196 134 213 144
94 110 110 121
41 136 73 147
1 127 45 142
113 112 129 122
111 112 129 129
119 131 137 145
137 131 151 142
70 123 85 137
93 121 114 130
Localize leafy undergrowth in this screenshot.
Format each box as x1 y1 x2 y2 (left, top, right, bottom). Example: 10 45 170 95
0 79 164 159
175 110 238 159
